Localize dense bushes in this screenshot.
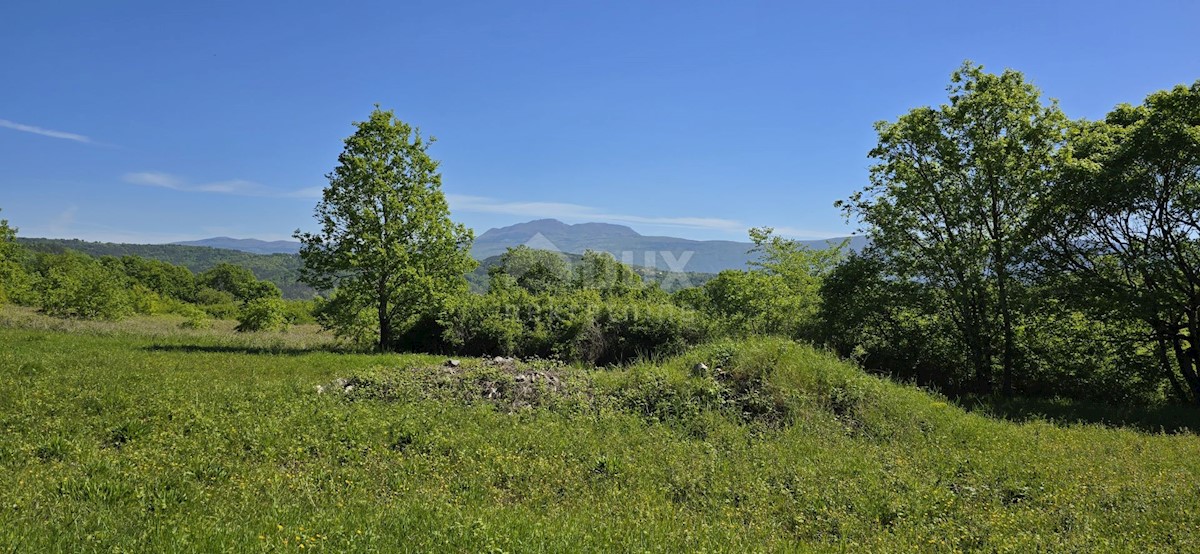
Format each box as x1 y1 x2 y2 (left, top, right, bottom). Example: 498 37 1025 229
36 251 133 320
0 215 307 327
673 229 842 339
236 297 289 332
0 213 34 305
439 288 710 365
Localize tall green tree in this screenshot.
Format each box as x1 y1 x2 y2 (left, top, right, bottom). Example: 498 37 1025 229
1044 81 1200 403
839 63 1067 394
490 245 571 295
198 262 279 302
295 107 475 351
574 250 643 297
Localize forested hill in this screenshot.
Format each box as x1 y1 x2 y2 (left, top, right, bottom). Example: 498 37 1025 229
16 238 315 299
172 237 302 255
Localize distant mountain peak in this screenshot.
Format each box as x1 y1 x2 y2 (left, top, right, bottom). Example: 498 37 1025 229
522 232 565 253
472 219 864 273
478 219 641 240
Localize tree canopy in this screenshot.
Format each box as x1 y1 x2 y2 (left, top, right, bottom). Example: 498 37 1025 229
295 107 475 351
839 62 1067 394
1044 81 1200 403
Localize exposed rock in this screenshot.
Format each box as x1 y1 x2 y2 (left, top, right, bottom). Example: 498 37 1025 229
692 362 709 377
316 377 356 395
446 359 461 368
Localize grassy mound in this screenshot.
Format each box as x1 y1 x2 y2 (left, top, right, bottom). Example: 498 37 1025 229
1 314 1198 551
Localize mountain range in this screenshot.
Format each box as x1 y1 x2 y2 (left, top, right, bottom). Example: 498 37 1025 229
175 219 864 274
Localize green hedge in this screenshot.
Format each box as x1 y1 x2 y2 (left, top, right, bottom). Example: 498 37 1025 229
438 289 712 365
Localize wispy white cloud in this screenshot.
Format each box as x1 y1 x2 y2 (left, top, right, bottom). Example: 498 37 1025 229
123 171 320 198
446 193 848 239
0 118 92 143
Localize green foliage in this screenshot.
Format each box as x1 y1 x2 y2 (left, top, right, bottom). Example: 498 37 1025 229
280 298 317 325
838 62 1067 394
312 289 379 347
198 262 281 302
819 251 996 391
116 255 196 301
678 270 800 335
0 211 35 305
296 107 476 351
676 228 843 339
489 245 572 294
193 286 236 305
748 227 845 297
439 288 710 364
235 296 289 332
1043 80 1200 403
17 237 316 299
35 251 133 320
573 250 644 296
177 304 214 329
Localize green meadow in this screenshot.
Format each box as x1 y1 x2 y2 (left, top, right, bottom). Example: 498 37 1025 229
1 307 1198 553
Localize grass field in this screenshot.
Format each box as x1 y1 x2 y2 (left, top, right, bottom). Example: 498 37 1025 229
1 306 1198 552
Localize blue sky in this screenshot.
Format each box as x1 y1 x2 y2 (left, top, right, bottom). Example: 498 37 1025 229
1 1 1198 244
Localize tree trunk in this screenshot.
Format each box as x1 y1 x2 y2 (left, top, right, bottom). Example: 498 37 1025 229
996 264 1014 396
990 187 1014 397
1155 334 1190 403
1169 336 1200 405
997 276 1015 396
378 281 390 352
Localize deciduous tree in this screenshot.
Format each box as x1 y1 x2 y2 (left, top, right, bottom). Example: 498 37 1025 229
1044 81 1200 403
839 62 1066 394
295 107 475 351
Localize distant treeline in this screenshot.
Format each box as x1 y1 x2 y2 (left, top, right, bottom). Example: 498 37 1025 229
0 228 314 331
16 237 714 298
16 238 316 299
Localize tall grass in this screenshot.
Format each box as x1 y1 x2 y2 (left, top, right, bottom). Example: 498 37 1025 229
1 308 1198 551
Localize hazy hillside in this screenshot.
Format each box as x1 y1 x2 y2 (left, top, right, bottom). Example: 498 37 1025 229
172 237 302 255
472 219 866 273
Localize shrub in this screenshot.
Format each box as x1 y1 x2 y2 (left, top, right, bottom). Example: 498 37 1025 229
280 299 318 325
439 289 711 364
675 270 808 337
198 263 280 302
178 305 214 330
200 302 241 320
36 251 132 320
235 297 288 332
312 291 377 347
